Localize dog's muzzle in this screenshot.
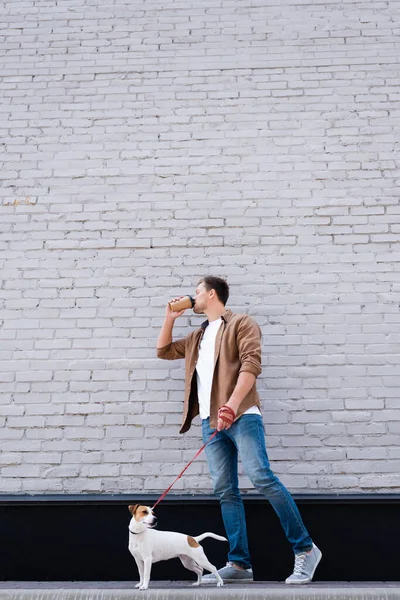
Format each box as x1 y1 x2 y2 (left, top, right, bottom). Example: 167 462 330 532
145 516 158 529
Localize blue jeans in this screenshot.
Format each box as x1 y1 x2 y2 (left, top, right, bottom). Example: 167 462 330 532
202 415 313 569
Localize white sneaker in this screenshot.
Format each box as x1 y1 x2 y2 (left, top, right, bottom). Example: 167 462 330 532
285 543 322 584
201 562 254 584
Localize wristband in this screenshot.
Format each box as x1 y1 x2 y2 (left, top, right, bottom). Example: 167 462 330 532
218 405 236 425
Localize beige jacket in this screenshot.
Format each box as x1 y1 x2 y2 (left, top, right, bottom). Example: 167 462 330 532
157 309 262 433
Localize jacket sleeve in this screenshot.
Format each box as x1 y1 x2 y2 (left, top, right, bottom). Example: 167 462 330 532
156 335 187 360
237 316 262 377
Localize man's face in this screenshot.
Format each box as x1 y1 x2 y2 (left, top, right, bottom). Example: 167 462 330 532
193 282 211 314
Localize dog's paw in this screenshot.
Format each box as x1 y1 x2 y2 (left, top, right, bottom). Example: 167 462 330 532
191 582 200 587
217 581 224 587
134 583 141 589
139 585 148 591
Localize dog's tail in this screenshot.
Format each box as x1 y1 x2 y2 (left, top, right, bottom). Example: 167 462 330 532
194 532 228 543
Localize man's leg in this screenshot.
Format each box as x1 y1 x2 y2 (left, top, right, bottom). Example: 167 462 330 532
229 414 312 553
201 417 252 570
229 414 322 583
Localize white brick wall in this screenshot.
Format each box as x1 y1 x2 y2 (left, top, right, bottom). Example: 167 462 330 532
1 0 399 494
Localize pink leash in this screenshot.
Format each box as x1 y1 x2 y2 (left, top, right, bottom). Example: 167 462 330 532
151 430 218 510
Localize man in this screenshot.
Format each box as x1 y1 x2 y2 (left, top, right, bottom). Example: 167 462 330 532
156 276 322 584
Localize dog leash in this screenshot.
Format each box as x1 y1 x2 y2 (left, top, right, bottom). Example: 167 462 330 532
151 430 218 510
151 406 236 510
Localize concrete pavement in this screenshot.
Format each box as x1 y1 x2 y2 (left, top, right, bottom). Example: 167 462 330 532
0 582 399 600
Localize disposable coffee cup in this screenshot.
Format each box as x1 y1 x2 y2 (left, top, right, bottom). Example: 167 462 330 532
168 295 195 312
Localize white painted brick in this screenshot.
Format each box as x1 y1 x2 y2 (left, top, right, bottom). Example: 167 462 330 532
0 0 399 495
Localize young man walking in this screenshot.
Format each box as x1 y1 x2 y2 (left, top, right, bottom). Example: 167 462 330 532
156 276 322 584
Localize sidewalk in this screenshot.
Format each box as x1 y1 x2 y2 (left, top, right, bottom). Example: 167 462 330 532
0 582 399 600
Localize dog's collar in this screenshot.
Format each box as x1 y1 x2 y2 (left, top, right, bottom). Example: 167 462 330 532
128 528 144 535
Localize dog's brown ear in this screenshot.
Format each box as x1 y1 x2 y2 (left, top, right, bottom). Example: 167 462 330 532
128 504 139 515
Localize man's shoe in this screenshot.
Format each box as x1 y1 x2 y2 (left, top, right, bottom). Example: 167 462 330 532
201 562 253 584
285 543 322 584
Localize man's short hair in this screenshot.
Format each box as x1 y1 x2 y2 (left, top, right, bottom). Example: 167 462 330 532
198 276 229 305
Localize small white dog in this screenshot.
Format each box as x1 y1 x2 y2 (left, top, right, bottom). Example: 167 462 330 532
128 504 227 590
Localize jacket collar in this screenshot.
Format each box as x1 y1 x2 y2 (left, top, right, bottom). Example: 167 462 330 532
200 309 233 330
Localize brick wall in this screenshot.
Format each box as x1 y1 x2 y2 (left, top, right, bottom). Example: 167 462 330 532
1 0 399 494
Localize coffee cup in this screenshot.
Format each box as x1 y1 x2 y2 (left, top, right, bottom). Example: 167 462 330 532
168 295 195 312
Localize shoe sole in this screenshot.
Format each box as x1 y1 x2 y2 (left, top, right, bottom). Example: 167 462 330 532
285 550 322 585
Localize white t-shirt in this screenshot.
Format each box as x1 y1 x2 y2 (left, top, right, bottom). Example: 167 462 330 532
196 317 261 420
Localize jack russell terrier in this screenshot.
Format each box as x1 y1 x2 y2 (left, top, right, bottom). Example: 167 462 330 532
128 504 227 590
